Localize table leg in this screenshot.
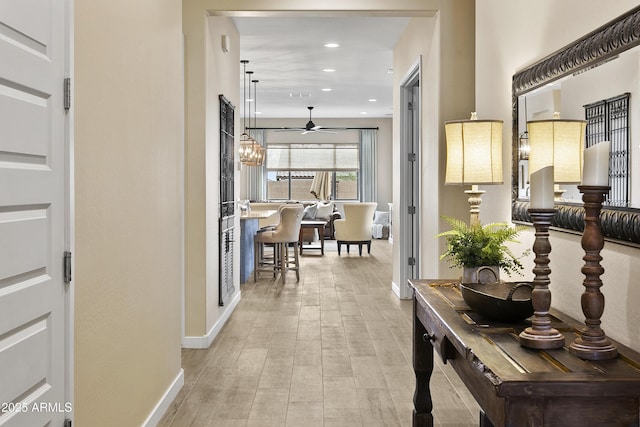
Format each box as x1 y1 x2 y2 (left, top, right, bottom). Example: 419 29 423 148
319 224 325 255
413 297 434 427
298 228 304 255
480 411 496 427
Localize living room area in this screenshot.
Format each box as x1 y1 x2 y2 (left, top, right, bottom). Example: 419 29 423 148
237 119 394 282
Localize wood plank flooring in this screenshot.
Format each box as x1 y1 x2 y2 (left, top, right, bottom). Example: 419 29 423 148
159 239 478 427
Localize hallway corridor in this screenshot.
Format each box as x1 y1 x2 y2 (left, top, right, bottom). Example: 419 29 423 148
159 240 477 426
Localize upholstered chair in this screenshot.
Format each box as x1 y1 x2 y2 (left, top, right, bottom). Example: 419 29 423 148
333 202 378 256
254 204 304 282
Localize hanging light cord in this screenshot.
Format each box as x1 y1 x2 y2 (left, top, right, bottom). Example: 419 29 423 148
240 60 249 134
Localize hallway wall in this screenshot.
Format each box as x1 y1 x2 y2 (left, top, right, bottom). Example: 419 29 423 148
476 0 640 351
74 0 184 425
392 1 476 296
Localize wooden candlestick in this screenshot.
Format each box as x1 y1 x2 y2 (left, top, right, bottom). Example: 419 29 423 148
519 208 565 349
569 185 617 360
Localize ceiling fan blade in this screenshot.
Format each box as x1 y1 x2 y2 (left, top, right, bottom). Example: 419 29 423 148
315 129 337 134
275 128 305 132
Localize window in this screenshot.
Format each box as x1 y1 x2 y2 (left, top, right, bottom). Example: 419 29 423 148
265 143 359 201
584 93 630 206
266 170 359 201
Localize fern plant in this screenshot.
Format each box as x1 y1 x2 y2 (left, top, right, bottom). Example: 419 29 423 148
436 216 530 276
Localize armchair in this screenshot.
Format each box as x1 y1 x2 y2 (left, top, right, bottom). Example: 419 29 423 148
334 202 378 256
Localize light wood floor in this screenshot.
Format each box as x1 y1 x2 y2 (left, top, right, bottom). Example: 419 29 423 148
159 239 478 427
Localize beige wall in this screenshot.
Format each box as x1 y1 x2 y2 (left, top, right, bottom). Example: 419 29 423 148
74 0 184 425
205 17 241 336
476 0 640 350
392 0 476 295
182 10 241 341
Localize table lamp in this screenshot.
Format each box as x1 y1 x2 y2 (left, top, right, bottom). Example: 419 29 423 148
527 113 586 199
445 112 503 226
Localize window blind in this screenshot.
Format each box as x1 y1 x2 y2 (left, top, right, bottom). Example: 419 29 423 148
266 143 359 171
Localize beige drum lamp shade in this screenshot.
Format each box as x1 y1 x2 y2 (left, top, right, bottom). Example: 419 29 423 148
527 119 586 183
444 118 503 185
444 113 503 226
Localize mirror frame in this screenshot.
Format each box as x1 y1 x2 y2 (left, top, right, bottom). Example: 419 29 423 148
511 5 640 245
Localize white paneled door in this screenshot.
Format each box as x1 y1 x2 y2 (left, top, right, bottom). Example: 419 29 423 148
0 1 71 426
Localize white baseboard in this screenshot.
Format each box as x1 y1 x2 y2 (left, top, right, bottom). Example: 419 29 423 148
392 281 400 299
142 368 184 427
182 290 241 349
392 280 413 300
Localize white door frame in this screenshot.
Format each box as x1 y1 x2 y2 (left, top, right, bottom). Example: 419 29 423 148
397 58 421 300
65 0 75 413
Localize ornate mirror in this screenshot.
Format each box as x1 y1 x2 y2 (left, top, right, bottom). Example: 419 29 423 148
511 6 640 245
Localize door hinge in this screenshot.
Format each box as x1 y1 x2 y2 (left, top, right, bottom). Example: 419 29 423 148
64 77 71 111
64 419 72 427
408 257 416 266
408 152 416 162
408 206 416 215
408 101 414 111
64 251 72 283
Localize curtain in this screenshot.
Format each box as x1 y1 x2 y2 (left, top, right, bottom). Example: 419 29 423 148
359 129 377 202
266 143 359 170
310 171 332 200
247 129 265 201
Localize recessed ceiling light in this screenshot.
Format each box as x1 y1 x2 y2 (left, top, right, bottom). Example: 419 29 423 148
369 98 377 102
360 112 368 115
323 68 336 73
255 111 262 115
321 88 332 92
324 43 340 48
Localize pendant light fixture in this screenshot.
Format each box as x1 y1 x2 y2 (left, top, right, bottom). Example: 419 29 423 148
239 61 258 164
246 78 265 166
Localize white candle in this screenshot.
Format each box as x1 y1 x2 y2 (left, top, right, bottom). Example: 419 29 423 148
530 166 554 209
582 141 610 186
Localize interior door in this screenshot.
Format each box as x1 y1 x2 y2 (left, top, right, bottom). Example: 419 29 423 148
0 1 70 425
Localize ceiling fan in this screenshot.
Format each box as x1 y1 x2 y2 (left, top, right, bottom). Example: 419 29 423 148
278 106 337 134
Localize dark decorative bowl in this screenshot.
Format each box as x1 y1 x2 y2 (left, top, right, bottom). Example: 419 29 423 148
459 281 534 322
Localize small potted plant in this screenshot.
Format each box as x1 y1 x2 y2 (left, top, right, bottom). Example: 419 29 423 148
436 216 530 283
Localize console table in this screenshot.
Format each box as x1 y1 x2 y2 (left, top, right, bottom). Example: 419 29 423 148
409 279 640 427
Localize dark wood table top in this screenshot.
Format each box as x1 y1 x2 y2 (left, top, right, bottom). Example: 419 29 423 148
410 279 640 397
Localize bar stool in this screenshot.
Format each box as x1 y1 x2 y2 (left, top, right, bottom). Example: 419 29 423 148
254 205 287 276
254 205 303 283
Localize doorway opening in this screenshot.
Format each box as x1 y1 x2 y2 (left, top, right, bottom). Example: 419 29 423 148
397 59 421 299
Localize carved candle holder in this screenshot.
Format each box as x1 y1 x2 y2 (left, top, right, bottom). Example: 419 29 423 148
519 208 565 349
569 185 618 360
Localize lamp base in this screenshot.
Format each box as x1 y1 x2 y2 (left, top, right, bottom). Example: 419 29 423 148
465 185 485 227
553 184 566 201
